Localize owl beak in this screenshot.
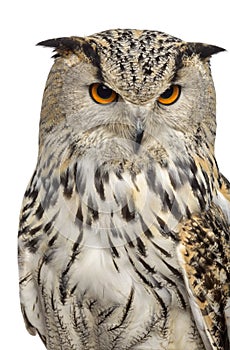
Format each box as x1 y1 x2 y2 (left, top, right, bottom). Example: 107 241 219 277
134 118 144 152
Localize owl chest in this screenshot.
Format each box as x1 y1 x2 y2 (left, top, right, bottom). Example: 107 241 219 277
68 238 185 308
47 239 198 349
36 159 204 348
50 158 196 301
54 156 198 250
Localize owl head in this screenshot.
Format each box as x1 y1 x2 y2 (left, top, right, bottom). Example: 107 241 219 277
37 29 224 162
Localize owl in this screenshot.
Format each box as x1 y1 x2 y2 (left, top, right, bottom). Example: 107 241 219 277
18 29 230 350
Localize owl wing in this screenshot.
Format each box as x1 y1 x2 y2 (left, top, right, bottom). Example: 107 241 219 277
177 201 230 350
18 177 47 346
219 173 230 202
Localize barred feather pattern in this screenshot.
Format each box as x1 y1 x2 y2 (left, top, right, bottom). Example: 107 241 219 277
18 125 228 350
18 29 230 350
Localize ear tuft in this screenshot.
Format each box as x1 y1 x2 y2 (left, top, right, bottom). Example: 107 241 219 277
186 42 226 59
37 36 101 68
36 37 82 54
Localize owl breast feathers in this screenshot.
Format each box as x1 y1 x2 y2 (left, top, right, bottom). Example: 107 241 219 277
18 29 229 350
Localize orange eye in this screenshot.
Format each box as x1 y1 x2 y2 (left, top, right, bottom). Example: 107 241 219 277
90 83 118 104
158 85 181 105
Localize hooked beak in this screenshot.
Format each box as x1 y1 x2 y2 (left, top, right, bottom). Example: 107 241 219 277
134 118 144 152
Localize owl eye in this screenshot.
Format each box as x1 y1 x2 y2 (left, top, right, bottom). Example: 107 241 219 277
158 85 181 105
90 83 118 104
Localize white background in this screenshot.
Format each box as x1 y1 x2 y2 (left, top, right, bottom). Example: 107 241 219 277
1 1 229 349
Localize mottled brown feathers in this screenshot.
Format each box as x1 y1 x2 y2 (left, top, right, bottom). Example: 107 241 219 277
37 29 225 60
19 29 229 350
178 203 230 349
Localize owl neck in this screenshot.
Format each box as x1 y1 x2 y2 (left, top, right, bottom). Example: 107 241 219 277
38 120 219 200
33 124 221 250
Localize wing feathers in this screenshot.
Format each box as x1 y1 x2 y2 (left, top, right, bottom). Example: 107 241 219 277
177 203 230 350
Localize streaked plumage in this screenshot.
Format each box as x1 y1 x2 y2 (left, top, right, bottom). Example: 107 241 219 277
18 29 229 349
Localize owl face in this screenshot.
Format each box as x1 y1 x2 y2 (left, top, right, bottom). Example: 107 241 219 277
38 29 224 160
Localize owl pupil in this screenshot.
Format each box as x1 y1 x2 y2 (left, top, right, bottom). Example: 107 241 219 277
97 84 113 99
160 86 174 99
